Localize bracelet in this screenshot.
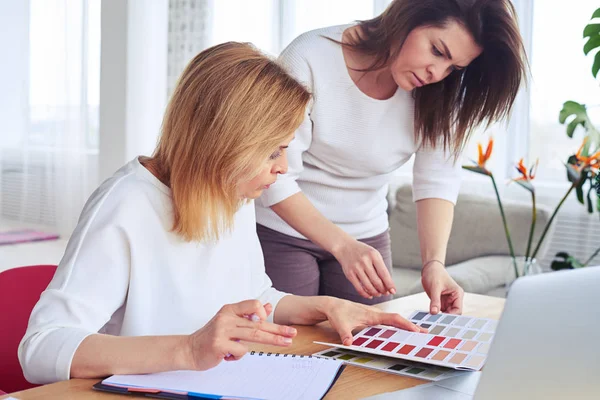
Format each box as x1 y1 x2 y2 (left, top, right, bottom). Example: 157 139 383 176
422 259 445 272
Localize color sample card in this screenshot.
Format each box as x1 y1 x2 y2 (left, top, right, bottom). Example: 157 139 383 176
313 348 468 381
314 310 496 371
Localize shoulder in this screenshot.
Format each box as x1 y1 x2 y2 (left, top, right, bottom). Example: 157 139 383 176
280 25 348 60
278 25 350 87
77 159 167 231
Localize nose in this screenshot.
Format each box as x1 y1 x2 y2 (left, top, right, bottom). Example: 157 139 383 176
426 63 447 84
272 153 288 175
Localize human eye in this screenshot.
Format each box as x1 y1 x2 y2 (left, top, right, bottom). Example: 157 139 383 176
432 45 443 57
269 150 282 160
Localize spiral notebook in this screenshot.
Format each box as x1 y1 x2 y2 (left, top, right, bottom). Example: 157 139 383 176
93 351 345 400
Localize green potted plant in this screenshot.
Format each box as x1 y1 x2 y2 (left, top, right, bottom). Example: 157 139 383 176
551 7 600 270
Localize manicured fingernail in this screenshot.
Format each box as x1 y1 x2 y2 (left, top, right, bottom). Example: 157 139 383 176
283 337 292 344
431 307 439 314
287 327 297 335
390 288 396 295
250 314 260 322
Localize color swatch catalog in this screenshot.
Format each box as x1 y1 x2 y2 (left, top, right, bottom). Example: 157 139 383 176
314 310 496 377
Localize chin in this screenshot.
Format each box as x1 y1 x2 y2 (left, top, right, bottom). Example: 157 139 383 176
397 83 413 92
244 190 262 200
394 75 412 92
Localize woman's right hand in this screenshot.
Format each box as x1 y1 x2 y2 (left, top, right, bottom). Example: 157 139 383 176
186 300 297 371
333 238 396 299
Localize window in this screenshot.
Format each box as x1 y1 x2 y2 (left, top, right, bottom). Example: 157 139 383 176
528 1 600 182
209 0 279 55
208 0 390 55
0 0 100 233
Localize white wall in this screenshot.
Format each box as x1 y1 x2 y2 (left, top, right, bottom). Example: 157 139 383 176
99 0 169 182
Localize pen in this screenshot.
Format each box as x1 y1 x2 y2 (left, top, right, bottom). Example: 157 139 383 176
225 313 261 359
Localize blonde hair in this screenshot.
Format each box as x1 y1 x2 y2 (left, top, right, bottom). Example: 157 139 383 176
152 42 310 242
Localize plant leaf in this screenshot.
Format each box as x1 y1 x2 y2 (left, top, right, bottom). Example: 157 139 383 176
576 182 585 204
593 51 600 78
567 255 585 268
555 251 570 260
587 183 594 213
551 261 573 271
461 165 491 176
559 101 588 138
559 101 586 123
592 7 600 19
583 23 600 38
584 35 600 55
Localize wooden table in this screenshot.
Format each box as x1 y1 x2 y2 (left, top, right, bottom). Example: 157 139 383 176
2 292 505 400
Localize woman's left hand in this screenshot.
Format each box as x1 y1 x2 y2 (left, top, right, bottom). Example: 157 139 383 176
421 262 464 315
324 298 427 346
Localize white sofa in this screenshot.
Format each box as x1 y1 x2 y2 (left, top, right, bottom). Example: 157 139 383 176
388 185 554 298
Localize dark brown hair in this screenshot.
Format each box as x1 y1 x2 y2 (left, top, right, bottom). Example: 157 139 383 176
153 42 310 242
343 0 527 155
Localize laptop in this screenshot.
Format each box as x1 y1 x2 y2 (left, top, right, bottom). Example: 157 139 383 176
364 266 600 400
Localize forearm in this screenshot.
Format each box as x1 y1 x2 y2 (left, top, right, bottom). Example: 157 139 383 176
71 333 191 378
272 294 333 326
271 192 352 254
416 198 455 265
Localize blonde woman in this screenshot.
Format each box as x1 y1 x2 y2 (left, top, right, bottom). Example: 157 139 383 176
19 42 423 384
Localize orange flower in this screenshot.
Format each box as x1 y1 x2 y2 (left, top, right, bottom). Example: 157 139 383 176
513 158 539 182
574 137 600 173
477 137 494 168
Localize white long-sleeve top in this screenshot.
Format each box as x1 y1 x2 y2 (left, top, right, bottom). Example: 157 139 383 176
18 158 287 384
256 25 462 240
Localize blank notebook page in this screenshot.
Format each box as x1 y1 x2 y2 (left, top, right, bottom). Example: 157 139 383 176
103 354 343 400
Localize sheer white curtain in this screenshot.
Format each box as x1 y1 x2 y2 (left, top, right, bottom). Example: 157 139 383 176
168 0 211 95
0 0 100 236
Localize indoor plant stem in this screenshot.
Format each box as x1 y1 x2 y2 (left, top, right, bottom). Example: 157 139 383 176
490 174 519 278
530 184 575 260
583 245 600 266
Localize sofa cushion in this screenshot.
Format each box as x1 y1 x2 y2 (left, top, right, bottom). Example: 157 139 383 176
399 255 512 297
389 185 553 270
392 267 422 298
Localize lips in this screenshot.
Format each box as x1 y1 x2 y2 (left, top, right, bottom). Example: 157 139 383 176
412 73 425 87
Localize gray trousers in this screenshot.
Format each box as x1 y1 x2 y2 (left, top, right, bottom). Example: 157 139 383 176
256 223 393 305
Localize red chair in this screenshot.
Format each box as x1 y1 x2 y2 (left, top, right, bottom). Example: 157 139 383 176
0 265 57 394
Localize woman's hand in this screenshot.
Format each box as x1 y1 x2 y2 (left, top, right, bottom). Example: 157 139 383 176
324 298 426 346
332 238 396 299
421 262 464 315
186 300 297 370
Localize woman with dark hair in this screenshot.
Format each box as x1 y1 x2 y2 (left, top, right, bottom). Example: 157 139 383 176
256 0 527 312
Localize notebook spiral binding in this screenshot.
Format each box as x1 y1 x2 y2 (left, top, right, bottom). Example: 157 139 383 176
250 351 328 360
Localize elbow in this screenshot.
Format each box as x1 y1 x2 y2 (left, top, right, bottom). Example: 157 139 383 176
18 328 84 385
18 336 51 385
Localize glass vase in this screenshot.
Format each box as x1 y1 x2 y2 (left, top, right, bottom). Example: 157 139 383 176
505 257 541 294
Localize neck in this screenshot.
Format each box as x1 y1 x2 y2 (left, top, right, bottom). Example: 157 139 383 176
342 27 398 100
140 156 170 188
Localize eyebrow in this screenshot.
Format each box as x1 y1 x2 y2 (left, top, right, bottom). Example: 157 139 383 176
440 39 466 69
440 39 453 60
